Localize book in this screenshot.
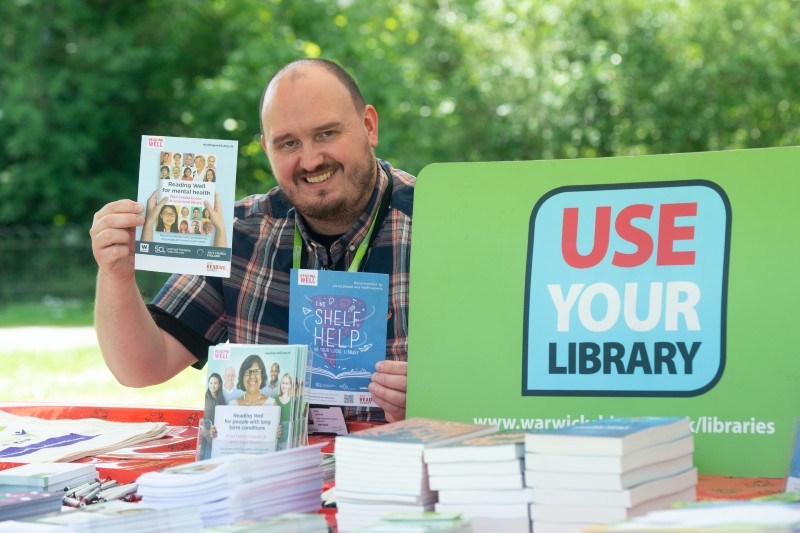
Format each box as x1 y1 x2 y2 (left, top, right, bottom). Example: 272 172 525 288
525 454 694 491
524 417 691 456
422 432 526 464
288 268 389 408
0 462 97 490
198 343 308 460
530 486 696 524
0 490 64 522
134 134 238 277
435 501 530 519
427 459 522 477
525 435 694 474
335 418 498 531
531 467 698 507
436 488 534 505
583 497 800 532
429 472 525 491
354 512 473 533
0 410 169 463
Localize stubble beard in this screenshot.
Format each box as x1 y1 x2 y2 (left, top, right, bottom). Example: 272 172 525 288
282 150 376 227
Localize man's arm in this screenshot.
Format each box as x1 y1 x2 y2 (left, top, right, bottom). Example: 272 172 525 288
90 199 197 387
369 360 407 422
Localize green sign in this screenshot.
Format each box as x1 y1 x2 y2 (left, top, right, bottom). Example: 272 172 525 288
407 147 799 477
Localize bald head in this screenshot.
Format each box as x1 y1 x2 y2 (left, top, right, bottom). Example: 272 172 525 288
259 59 366 136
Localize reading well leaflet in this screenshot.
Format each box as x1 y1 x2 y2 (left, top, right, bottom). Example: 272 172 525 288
135 135 237 277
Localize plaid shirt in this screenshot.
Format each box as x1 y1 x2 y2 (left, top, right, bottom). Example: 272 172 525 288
148 160 414 422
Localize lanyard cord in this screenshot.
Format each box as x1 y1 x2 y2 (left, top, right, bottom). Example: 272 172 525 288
293 161 394 272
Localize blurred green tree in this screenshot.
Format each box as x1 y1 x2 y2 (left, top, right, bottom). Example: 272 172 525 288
1 0 798 227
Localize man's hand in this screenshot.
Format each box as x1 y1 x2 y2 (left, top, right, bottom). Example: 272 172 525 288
369 360 407 423
90 198 146 281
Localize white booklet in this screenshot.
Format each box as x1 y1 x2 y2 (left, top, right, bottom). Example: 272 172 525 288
134 135 237 277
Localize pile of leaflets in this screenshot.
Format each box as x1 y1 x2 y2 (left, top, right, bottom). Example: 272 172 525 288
0 410 169 463
137 445 325 528
0 490 64 522
198 344 309 461
0 500 201 531
0 462 98 493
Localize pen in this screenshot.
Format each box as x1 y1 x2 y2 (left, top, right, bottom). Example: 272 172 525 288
98 483 138 502
73 481 101 499
100 479 118 490
64 480 94 497
80 485 102 504
62 496 85 508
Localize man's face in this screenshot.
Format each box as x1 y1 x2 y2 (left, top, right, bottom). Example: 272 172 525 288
184 154 193 166
223 368 234 387
195 155 205 172
172 166 180 178
207 155 216 168
270 364 279 383
261 66 378 232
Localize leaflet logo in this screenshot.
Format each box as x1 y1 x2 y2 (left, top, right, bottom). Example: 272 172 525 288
206 262 227 273
214 348 230 360
522 181 731 397
155 245 165 253
147 136 164 148
298 269 318 286
139 243 149 253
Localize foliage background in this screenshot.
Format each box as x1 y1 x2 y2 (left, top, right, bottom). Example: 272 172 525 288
2 0 798 231
0 0 798 407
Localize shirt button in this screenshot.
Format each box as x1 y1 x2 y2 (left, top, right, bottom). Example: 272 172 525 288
349 245 356 252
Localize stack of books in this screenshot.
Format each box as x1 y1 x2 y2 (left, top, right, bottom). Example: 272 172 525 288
423 432 532 533
334 418 498 531
524 417 697 533
138 444 325 527
0 462 99 493
0 500 202 531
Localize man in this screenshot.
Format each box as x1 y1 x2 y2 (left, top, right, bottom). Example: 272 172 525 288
262 363 280 398
221 366 241 403
90 58 412 422
207 155 216 170
193 154 207 181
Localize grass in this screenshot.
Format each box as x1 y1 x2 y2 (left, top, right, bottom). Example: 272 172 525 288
1 299 202 409
0 299 95 327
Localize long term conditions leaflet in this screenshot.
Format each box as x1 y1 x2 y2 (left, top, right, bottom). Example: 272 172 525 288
134 135 237 277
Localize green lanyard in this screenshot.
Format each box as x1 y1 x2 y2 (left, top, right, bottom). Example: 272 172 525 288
293 207 380 272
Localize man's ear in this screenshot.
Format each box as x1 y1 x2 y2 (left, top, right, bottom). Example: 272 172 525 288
364 105 379 148
260 134 268 154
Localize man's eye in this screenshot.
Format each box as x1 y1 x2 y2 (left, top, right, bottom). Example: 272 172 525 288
319 131 335 139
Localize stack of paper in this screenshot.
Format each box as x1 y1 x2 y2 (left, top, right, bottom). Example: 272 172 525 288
202 511 330 532
334 418 498 532
0 410 170 463
137 444 324 528
0 462 98 493
0 490 64 522
524 417 697 533
0 500 201 531
423 432 531 533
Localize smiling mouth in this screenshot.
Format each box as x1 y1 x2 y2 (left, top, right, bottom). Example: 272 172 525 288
305 169 334 184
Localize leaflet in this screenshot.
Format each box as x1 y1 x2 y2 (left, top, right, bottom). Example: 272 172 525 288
134 135 237 277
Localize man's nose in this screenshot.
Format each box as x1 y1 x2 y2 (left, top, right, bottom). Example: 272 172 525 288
299 144 325 171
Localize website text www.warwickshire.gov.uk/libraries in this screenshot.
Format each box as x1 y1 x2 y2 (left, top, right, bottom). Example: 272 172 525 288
473 415 776 435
